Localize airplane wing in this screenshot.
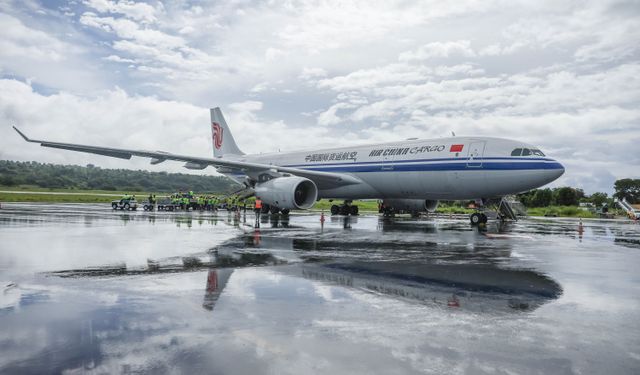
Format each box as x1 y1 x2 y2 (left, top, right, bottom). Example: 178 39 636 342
13 126 362 189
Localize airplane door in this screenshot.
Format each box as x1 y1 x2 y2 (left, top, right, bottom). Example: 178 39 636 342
466 141 486 168
382 149 394 171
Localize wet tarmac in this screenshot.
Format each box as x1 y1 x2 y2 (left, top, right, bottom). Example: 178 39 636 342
1 203 639 374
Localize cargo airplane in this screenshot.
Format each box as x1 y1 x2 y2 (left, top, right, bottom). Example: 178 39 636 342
13 107 564 224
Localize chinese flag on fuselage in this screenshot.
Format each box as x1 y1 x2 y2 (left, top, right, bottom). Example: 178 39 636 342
450 144 464 152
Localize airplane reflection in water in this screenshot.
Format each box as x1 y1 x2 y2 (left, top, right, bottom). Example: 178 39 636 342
47 217 562 314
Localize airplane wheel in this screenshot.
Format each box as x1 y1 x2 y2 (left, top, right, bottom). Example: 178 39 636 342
330 205 339 215
470 213 481 225
340 205 350 215
270 206 280 215
261 205 270 214
350 205 359 216
480 213 488 224
281 209 290 216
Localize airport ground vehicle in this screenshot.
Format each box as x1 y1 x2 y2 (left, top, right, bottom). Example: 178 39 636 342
111 199 138 211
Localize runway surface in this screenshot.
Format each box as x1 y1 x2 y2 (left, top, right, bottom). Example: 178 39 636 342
1 203 639 374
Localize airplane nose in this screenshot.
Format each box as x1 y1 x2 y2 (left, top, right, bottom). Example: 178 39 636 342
547 160 565 181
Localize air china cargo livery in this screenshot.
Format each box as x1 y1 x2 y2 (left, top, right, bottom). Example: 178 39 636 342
14 107 564 224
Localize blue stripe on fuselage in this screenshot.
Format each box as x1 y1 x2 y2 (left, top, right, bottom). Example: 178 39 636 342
283 156 555 169
292 161 564 173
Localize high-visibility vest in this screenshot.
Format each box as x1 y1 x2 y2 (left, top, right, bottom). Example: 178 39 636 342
255 199 262 209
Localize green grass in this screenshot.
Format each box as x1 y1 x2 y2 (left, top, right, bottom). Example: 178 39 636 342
526 206 598 218
311 200 380 212
434 204 475 214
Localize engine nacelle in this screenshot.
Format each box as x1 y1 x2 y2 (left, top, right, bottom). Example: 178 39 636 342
383 199 439 213
254 176 318 210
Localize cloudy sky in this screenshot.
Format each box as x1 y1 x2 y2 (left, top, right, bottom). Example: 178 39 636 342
1 0 639 194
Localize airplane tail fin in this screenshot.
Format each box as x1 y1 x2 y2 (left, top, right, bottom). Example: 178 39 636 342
210 107 245 158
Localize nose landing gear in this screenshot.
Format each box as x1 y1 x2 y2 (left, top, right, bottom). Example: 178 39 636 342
470 212 488 225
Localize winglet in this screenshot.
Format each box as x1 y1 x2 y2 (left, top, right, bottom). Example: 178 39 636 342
13 126 35 142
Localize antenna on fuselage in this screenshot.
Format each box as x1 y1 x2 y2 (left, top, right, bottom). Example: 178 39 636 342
451 131 456 137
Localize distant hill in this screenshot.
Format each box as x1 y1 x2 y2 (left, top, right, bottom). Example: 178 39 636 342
0 160 240 193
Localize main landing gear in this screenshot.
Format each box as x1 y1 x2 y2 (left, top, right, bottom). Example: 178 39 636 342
330 201 359 216
260 204 290 216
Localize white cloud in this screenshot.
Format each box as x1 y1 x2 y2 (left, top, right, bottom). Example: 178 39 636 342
317 103 356 126
399 40 476 62
83 0 157 24
0 13 67 62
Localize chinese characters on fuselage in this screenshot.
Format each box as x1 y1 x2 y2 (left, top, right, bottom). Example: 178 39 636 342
305 151 358 162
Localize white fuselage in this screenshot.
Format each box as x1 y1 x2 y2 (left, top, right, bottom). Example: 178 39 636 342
225 136 564 200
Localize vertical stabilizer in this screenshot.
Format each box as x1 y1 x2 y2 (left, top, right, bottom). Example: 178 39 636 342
210 107 245 158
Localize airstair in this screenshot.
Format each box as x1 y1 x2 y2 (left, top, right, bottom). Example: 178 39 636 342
497 195 524 221
615 198 640 220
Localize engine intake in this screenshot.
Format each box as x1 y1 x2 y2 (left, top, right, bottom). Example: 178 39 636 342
255 176 318 210
383 199 439 213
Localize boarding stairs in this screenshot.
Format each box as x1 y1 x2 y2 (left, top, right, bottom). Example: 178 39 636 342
497 195 524 221
615 198 640 220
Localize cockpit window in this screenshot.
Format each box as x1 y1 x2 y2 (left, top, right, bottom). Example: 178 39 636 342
512 148 545 157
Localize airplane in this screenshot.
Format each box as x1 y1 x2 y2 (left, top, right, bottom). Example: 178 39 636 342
13 107 564 224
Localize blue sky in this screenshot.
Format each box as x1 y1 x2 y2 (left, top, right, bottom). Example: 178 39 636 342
1 0 639 194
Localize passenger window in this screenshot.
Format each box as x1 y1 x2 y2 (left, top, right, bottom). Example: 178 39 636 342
532 149 545 156
511 148 523 156
522 148 532 156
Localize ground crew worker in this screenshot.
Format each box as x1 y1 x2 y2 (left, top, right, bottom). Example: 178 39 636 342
254 198 263 227
211 196 218 211
120 193 130 204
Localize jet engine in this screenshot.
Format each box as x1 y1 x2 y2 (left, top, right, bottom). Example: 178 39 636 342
254 176 318 210
383 199 439 213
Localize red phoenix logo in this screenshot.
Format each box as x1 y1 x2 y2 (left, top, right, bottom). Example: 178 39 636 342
212 122 223 150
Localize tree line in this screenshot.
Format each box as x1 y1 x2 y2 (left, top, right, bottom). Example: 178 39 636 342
517 179 640 208
0 160 240 193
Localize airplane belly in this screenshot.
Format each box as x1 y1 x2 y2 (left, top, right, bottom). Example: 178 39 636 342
317 177 381 199
450 170 488 199
483 170 553 196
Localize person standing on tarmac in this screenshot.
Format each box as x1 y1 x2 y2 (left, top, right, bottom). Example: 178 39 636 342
254 198 263 227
